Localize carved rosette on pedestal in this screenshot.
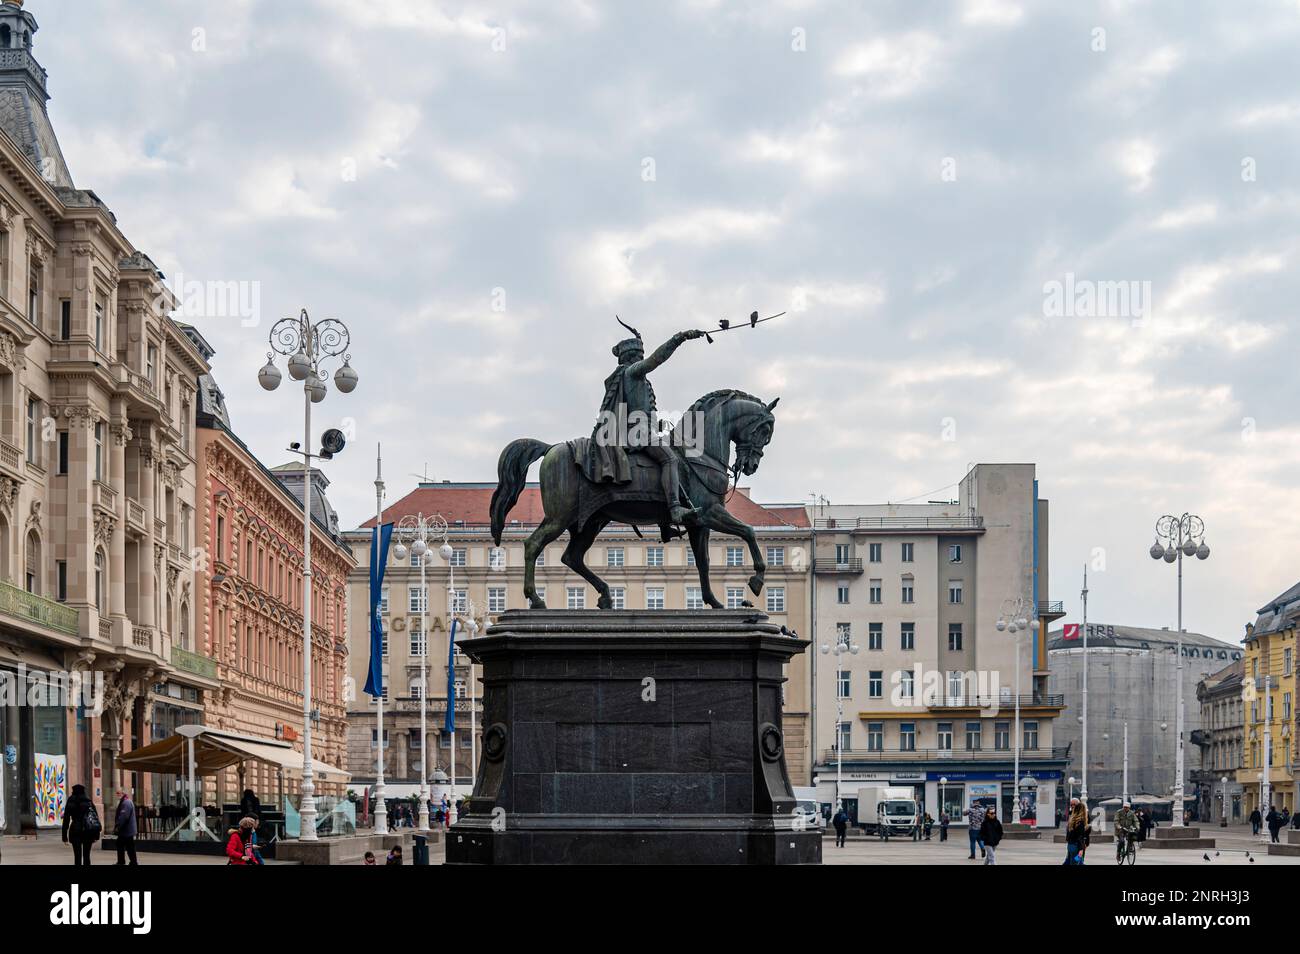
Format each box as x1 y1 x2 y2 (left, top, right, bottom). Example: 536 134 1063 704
446 609 821 865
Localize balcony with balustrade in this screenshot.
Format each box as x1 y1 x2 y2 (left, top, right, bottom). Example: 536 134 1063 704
0 579 79 640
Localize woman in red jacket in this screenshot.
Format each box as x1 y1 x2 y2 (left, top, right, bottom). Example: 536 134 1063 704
226 817 260 865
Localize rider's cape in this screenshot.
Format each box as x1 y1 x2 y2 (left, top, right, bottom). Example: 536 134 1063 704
583 365 658 484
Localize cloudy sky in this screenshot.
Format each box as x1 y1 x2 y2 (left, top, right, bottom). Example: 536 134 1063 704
35 0 1300 640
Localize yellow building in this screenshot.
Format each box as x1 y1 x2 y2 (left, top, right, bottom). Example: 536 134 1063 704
1238 582 1299 816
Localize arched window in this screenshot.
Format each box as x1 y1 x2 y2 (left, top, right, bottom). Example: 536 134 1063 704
24 530 39 594
94 549 106 611
0 512 9 582
1 26 11 48
179 602 190 651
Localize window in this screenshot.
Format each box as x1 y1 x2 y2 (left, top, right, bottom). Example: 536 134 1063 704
448 547 467 567
899 669 914 700
867 722 883 751
869 579 882 604
567 586 585 609
901 578 914 604
901 542 914 562
489 547 506 570
609 586 625 609
1285 693 1293 721
947 670 965 704
869 542 882 563
965 722 982 750
868 622 883 651
1023 720 1039 750
995 721 1010 750
94 300 104 351
59 300 71 339
535 548 546 567
766 546 785 566
837 670 850 699
837 583 849 604
686 587 704 610
371 729 390 749
901 622 915 651
949 543 962 563
900 722 916 752
726 587 745 609
410 626 427 657
450 588 468 614
378 585 389 615
726 546 743 567
948 623 963 652
488 587 506 613
409 586 427 613
937 722 953 750
835 544 851 565
56 560 67 602
765 586 785 613
836 622 851 645
1287 649 1294 676
27 265 39 325
606 546 624 567
25 398 39 464
409 550 425 568
646 545 663 567
836 721 851 752
216 515 225 561
93 422 104 481
56 431 68 475
868 670 883 697
94 550 105 611
686 548 696 567
146 345 157 386
646 587 665 610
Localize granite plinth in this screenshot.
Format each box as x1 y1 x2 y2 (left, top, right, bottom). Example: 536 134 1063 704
444 609 821 865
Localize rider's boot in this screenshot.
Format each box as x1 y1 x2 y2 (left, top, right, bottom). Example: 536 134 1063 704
663 458 700 526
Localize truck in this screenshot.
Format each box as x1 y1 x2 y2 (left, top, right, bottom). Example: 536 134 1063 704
856 785 919 838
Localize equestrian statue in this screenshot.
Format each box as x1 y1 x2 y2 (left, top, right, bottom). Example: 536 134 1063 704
490 317 781 609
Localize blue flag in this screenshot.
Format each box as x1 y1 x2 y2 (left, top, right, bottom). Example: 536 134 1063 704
364 522 394 697
444 617 458 735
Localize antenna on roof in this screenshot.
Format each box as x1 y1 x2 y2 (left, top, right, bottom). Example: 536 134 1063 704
411 462 435 484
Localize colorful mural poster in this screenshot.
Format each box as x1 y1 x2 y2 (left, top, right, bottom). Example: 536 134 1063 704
33 753 66 828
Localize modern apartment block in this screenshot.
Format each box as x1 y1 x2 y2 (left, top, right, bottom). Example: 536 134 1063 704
342 481 816 794
1240 582 1300 816
0 0 212 830
808 463 1066 825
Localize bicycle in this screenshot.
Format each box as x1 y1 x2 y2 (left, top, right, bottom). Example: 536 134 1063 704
1115 831 1137 865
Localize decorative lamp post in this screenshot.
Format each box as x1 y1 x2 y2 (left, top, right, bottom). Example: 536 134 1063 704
258 309 356 841
391 512 448 831
1149 513 1210 827
997 598 1040 823
820 636 860 811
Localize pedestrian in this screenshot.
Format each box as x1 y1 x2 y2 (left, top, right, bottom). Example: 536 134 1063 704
832 805 848 848
114 788 139 866
912 808 922 841
924 811 934 840
61 783 101 866
966 801 986 859
1063 798 1089 865
240 788 262 822
1266 806 1282 844
939 811 949 842
1249 806 1262 836
363 851 377 865
225 817 261 865
386 846 404 865
979 805 1004 865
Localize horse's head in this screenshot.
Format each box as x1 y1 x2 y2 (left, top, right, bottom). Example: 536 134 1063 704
731 396 779 476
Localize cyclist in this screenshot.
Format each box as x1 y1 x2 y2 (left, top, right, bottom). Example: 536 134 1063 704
1115 801 1139 861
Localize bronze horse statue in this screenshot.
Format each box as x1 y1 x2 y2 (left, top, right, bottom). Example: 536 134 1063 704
490 390 780 609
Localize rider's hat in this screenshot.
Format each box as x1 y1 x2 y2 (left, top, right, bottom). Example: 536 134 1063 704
612 337 643 359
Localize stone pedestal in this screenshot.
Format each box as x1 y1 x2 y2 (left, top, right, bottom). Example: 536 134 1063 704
1267 827 1300 857
445 609 821 865
1001 822 1041 840
1143 825 1215 850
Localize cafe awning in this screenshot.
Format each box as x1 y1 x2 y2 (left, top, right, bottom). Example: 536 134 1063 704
119 724 349 785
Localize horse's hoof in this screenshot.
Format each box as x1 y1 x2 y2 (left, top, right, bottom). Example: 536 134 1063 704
529 598 548 610
748 574 764 595
707 601 725 610
597 595 613 610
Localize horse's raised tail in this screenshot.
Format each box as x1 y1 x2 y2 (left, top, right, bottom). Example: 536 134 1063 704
490 438 550 545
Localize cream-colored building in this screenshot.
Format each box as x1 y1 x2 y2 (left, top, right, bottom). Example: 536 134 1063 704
0 0 214 830
342 481 815 796
808 463 1067 823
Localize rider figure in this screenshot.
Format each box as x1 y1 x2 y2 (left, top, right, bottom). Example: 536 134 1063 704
589 322 705 526
1115 801 1138 857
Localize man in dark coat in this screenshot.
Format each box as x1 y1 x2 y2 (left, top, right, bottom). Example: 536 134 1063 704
114 788 139 865
979 806 1005 865
61 784 99 866
832 806 849 848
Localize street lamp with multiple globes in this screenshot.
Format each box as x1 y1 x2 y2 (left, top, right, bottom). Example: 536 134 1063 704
1149 513 1210 827
996 599 1040 823
820 635 859 812
258 309 358 841
391 512 448 832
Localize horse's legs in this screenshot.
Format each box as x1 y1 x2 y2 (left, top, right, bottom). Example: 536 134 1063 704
700 503 767 595
523 517 566 609
687 525 723 608
560 518 612 608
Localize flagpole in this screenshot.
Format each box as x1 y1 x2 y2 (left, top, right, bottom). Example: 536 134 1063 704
373 445 388 836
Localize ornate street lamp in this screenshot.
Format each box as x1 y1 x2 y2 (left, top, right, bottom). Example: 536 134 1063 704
820 636 860 812
1149 513 1210 827
997 597 1040 823
258 309 356 841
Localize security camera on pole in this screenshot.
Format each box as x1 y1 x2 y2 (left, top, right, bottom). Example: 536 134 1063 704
392 512 449 832
257 310 358 841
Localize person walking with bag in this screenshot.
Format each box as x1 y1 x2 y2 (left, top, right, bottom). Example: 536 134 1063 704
1063 798 1090 865
114 788 139 865
226 817 262 865
832 805 848 848
61 784 101 866
979 805 1004 865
